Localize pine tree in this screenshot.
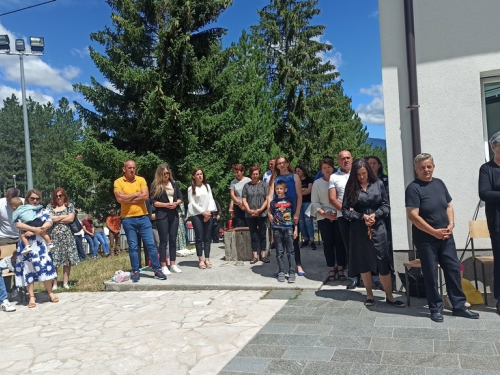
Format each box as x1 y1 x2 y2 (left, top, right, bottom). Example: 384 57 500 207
74 0 232 177
252 0 375 171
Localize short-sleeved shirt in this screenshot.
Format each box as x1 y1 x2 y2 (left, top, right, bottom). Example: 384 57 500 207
81 219 93 233
405 178 452 244
230 177 252 202
274 173 297 207
328 169 350 217
270 196 295 228
114 175 148 218
300 176 313 203
242 182 269 217
262 170 273 185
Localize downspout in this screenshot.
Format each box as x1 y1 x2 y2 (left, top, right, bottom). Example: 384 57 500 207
404 0 421 157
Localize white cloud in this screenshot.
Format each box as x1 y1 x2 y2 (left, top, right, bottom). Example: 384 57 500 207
71 47 89 58
103 80 121 94
311 35 342 71
0 22 78 93
356 84 385 125
0 84 54 108
369 10 379 18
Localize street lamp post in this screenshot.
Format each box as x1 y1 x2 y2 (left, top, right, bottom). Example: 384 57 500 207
13 175 16 189
0 35 44 191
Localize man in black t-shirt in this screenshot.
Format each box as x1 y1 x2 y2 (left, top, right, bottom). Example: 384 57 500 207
405 153 479 322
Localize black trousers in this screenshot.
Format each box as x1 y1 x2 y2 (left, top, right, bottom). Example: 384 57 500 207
490 231 500 300
415 236 466 313
211 217 220 243
156 211 179 263
318 219 346 267
191 214 213 258
246 217 267 253
293 225 301 266
233 206 246 228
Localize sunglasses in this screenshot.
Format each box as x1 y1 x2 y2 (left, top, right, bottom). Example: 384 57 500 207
57 194 64 198
29 197 40 201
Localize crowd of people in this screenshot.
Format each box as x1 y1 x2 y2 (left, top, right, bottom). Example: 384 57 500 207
2 131 500 319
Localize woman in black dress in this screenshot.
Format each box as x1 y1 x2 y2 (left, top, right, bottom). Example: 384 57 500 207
342 158 404 307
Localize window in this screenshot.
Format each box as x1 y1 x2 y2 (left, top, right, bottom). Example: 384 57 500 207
482 77 500 160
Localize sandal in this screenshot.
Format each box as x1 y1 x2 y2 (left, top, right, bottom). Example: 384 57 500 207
261 257 270 263
205 260 212 269
199 261 207 269
250 257 259 264
364 298 374 306
328 269 337 281
28 295 36 308
386 299 406 308
49 293 59 303
337 269 347 281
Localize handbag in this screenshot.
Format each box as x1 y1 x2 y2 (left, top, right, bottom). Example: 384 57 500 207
69 216 83 234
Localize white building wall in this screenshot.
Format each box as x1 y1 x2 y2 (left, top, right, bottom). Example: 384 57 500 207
379 0 500 250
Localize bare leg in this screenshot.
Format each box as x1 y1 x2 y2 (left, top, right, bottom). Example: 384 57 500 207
260 251 267 259
360 272 373 299
63 265 71 286
379 274 396 302
44 280 59 303
27 283 36 307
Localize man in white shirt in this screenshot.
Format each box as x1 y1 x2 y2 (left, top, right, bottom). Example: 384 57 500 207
329 151 358 289
262 158 275 185
0 188 23 246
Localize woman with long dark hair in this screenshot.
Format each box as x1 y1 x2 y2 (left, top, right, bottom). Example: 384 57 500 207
342 158 404 307
268 156 305 275
295 165 316 250
188 168 216 269
47 187 80 290
367 156 389 196
151 163 183 275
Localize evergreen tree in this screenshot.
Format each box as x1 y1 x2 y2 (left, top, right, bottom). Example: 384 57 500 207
252 0 377 170
74 0 232 178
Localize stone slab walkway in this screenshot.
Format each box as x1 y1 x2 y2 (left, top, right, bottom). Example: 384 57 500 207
221 286 500 375
103 243 329 292
0 290 285 375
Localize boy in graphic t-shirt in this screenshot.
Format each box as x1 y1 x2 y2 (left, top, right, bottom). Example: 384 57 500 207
270 180 298 283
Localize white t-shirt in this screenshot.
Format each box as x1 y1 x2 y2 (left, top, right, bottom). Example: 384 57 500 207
328 169 350 217
310 178 336 221
230 177 251 202
0 197 23 239
262 170 273 185
187 184 215 216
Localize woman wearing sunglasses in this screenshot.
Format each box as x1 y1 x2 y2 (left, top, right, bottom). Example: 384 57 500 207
14 189 59 308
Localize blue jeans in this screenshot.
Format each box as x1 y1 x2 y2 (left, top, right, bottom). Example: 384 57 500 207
299 202 315 240
95 232 110 255
0 275 7 301
84 234 99 257
122 215 161 273
274 227 296 276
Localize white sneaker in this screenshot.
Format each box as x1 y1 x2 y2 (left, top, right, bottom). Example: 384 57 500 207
1 300 15 312
52 284 58 291
170 265 182 273
63 284 70 290
21 246 32 255
161 266 171 276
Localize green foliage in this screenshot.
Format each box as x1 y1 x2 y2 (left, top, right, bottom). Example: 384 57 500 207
0 95 81 201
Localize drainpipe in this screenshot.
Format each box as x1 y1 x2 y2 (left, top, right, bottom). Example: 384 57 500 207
404 0 421 157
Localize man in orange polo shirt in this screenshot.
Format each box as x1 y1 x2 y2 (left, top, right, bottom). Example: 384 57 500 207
106 209 121 256
114 160 166 282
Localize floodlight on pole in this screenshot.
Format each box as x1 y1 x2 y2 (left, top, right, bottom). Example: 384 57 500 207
0 34 45 191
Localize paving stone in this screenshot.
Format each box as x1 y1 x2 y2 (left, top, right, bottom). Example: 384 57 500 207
374 316 431 328
248 334 283 346
279 334 320 347
293 324 333 335
370 337 434 352
312 307 361 316
222 357 271 373
236 345 288 359
307 300 346 308
330 348 382 364
430 317 485 330
322 316 376 327
281 346 335 361
296 291 323 300
279 306 317 315
263 290 301 300
301 361 349 374
329 326 393 338
259 324 297 334
392 327 449 340
263 359 307 375
482 320 500 331
316 335 371 349
350 364 426 374
434 340 497 355
459 355 500 372
381 351 459 369
268 314 324 325
284 299 310 307
449 329 500 342
426 369 500 375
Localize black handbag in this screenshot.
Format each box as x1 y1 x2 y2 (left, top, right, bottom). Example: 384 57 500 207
69 216 83 234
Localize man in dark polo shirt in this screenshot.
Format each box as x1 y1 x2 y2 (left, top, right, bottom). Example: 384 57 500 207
405 153 479 322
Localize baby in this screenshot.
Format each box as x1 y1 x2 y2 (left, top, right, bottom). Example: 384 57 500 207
10 197 54 255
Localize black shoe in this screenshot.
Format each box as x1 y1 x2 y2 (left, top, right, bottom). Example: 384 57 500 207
301 240 309 248
430 312 444 322
310 241 317 250
452 308 479 319
346 278 358 290
496 299 500 316
270 243 275 250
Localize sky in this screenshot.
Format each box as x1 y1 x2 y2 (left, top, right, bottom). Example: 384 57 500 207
0 0 385 139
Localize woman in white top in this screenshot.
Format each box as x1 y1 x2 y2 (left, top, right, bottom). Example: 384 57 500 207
188 168 215 269
310 158 347 281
